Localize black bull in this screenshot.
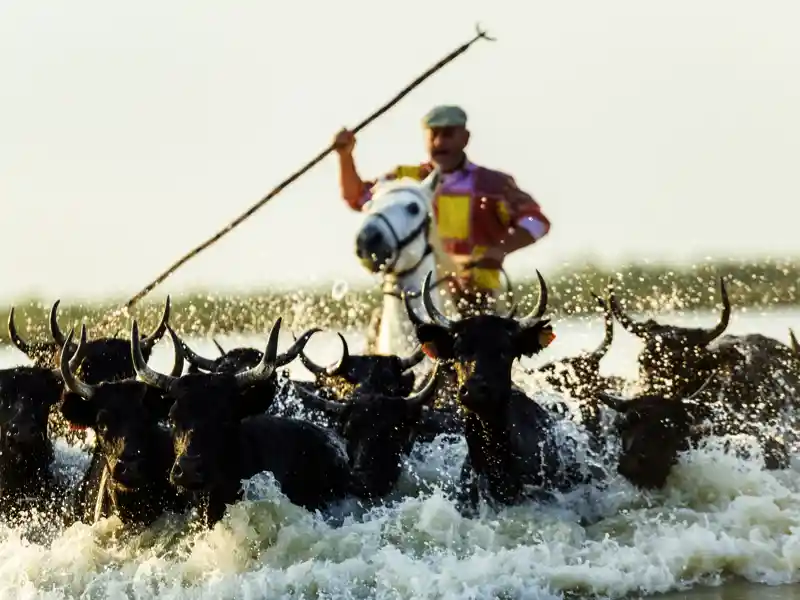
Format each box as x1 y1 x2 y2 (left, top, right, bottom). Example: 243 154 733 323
407 271 601 509
299 332 424 399
58 325 187 528
597 372 793 490
291 363 444 500
0 366 65 519
608 279 800 416
130 317 358 528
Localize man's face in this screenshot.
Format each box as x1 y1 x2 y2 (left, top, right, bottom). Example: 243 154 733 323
425 126 469 171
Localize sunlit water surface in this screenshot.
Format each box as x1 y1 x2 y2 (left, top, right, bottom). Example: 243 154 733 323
0 307 799 599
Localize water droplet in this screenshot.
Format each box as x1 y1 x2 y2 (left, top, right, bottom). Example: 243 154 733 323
331 280 349 301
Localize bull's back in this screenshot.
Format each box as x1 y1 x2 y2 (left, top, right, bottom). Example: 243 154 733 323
238 415 351 510
713 334 800 411
506 391 587 490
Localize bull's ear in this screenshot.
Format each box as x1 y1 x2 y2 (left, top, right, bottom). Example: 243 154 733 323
60 392 97 429
416 324 454 360
515 320 556 357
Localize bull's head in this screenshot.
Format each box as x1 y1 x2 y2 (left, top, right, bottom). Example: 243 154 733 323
175 338 265 375
406 270 555 411
49 297 172 384
595 374 717 489
609 279 730 396
299 332 425 400
293 363 440 498
0 366 63 470
170 328 311 415
536 291 614 397
59 325 184 492
131 318 315 492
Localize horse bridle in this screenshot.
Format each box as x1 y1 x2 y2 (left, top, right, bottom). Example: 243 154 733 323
372 211 433 280
365 186 435 281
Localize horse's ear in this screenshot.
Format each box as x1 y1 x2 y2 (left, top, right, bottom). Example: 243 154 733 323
420 168 441 195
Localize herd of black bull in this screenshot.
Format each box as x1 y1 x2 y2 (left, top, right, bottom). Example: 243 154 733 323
1 271 800 534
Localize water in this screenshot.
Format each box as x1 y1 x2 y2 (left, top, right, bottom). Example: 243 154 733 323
1 306 800 599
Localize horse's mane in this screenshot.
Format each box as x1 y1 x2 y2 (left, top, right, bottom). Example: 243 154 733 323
370 177 460 285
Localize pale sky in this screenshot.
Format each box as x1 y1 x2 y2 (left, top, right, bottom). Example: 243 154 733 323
2 0 799 304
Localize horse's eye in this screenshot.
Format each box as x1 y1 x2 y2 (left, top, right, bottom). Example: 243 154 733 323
405 203 420 216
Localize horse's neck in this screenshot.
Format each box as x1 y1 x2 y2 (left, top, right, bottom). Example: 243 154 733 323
377 253 441 356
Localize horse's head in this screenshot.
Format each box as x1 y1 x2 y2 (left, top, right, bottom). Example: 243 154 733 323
355 169 441 275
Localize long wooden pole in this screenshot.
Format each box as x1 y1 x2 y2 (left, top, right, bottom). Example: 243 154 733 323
118 24 495 315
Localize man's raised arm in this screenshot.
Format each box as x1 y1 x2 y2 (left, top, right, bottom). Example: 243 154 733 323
333 128 371 211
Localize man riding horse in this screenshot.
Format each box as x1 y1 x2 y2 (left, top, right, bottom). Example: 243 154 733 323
333 104 551 317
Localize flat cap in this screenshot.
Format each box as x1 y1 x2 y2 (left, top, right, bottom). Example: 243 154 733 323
421 105 467 128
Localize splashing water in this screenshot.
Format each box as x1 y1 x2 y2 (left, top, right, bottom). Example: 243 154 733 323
1 307 800 599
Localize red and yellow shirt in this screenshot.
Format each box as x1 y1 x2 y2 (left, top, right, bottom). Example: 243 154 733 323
347 160 550 291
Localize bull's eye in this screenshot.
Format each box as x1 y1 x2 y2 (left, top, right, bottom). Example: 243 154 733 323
405 203 421 216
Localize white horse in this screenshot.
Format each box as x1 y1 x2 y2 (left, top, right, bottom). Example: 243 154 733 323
354 168 459 356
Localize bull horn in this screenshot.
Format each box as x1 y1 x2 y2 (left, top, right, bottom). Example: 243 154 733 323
292 383 347 416
403 291 429 328
702 278 730 344
8 307 34 357
607 287 648 337
131 320 179 391
790 329 800 354
67 328 88 373
212 338 225 355
596 392 629 413
589 292 614 357
59 325 96 400
49 300 69 348
175 335 218 372
138 296 172 351
405 362 440 409
233 318 282 387
518 270 549 328
398 345 426 370
275 327 322 368
422 271 453 328
300 332 349 376
165 325 185 377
